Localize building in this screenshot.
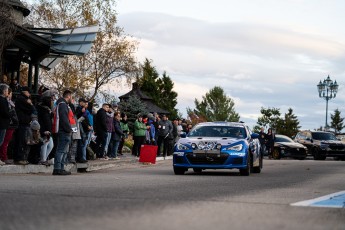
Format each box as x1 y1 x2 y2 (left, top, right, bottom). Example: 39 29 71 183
1 0 98 94
119 82 170 115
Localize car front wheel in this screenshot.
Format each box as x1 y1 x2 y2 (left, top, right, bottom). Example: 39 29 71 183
174 166 186 175
313 148 326 160
240 154 251 176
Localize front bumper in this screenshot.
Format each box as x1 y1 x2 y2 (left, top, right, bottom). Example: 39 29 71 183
173 151 248 169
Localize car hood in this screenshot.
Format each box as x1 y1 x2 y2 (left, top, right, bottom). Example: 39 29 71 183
317 140 345 145
178 137 244 146
275 142 306 148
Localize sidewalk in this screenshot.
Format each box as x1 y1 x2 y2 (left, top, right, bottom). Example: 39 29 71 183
0 155 173 174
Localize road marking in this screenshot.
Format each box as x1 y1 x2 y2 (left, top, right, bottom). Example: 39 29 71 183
291 191 345 208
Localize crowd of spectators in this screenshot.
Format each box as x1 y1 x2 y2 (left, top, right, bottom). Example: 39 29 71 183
0 82 192 175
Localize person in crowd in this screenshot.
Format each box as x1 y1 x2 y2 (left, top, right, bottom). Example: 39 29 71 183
76 98 90 163
258 127 266 156
118 112 129 155
94 103 110 160
169 117 179 156
146 113 156 145
9 79 20 92
186 123 193 134
132 113 147 157
13 86 36 165
37 95 54 165
84 101 94 159
0 88 18 164
156 114 173 157
265 128 275 159
177 118 183 137
153 112 160 145
104 107 115 159
0 84 10 165
52 90 76 175
67 98 80 164
109 111 123 159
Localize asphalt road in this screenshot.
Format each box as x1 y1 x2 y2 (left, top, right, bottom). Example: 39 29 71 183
0 159 344 230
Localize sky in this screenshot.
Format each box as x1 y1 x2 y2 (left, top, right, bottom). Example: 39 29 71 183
114 0 345 131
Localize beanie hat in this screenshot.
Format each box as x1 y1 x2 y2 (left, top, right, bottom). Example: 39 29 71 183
30 120 41 131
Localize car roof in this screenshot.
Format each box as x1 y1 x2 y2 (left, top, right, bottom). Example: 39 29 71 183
195 121 246 127
299 130 332 134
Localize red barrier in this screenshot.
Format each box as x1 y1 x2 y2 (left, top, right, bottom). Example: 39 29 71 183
139 145 158 164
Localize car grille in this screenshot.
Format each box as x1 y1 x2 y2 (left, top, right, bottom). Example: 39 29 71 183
329 144 345 151
186 152 228 165
231 158 243 165
287 148 307 154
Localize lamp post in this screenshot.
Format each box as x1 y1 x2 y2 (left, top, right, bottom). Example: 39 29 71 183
317 75 339 129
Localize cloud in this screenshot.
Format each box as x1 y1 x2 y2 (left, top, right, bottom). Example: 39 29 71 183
117 11 345 130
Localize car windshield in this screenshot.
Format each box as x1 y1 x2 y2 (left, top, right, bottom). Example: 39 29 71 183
312 132 337 141
188 125 247 138
275 135 293 143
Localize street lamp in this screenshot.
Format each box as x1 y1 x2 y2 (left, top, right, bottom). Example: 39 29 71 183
317 75 339 128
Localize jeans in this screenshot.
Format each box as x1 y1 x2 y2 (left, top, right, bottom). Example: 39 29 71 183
0 129 6 147
109 140 120 158
54 132 72 170
40 136 54 162
104 132 112 156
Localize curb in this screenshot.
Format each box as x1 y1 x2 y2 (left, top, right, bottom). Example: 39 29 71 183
0 156 173 174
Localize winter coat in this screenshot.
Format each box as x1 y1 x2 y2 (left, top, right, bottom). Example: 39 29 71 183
157 119 173 138
15 93 35 126
111 119 123 141
54 97 73 133
106 112 114 132
134 120 147 137
94 108 107 134
0 96 10 129
37 98 53 137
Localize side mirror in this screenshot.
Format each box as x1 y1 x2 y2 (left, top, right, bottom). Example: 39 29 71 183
251 133 259 139
180 132 187 138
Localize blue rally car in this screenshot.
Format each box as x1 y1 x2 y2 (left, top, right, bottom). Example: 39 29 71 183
173 122 262 176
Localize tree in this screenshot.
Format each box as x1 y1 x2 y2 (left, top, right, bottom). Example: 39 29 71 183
276 108 301 137
191 86 240 122
330 109 345 134
0 1 17 78
26 0 139 100
118 95 148 133
256 107 281 131
137 59 179 118
256 107 301 137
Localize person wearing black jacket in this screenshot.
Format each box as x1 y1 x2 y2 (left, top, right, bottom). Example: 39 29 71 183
37 96 54 165
52 90 75 175
0 84 10 147
13 86 35 165
94 103 110 159
109 111 123 159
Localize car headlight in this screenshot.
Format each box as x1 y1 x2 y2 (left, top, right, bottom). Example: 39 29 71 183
226 144 243 151
176 143 190 150
320 143 329 149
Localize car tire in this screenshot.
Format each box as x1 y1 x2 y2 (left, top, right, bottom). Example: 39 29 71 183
313 148 326 160
272 148 281 160
240 154 251 176
253 152 262 174
193 168 202 173
174 166 186 175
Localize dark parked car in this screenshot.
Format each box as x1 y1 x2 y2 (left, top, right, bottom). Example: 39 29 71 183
173 122 262 176
294 130 345 160
272 134 308 160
